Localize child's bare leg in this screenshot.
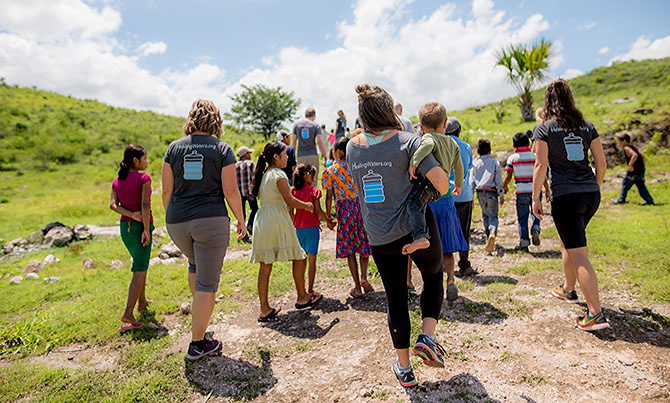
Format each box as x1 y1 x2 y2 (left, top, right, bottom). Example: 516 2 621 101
307 253 318 294
122 272 146 324
137 274 152 311
359 256 373 292
292 259 310 305
258 263 274 316
347 254 363 296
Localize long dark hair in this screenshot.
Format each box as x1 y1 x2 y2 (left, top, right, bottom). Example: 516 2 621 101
333 137 349 158
118 144 146 180
292 163 315 191
355 84 403 134
543 79 585 130
251 141 286 198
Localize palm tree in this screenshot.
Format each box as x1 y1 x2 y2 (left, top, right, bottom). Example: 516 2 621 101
495 39 552 121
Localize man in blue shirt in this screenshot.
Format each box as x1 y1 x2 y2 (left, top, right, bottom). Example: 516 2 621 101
447 117 477 277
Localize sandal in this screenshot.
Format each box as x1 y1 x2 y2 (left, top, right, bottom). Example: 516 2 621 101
349 288 364 299
295 293 322 309
360 281 374 293
119 321 143 333
258 307 281 322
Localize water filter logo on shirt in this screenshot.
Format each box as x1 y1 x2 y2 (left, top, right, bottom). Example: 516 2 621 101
362 170 385 203
563 133 585 161
183 150 204 180
301 128 310 139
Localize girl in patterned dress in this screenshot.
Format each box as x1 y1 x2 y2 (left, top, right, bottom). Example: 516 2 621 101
322 137 374 298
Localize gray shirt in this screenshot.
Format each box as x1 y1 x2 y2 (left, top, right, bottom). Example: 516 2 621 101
346 132 439 245
470 155 503 195
533 119 600 198
164 134 237 223
399 116 414 133
292 119 323 157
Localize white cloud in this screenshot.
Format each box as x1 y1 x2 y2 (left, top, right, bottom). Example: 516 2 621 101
562 68 583 79
0 0 559 122
137 41 167 57
598 46 610 55
610 35 670 63
577 21 598 32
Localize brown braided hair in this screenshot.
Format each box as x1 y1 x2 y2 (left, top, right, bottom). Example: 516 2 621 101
183 99 223 138
355 84 402 134
543 79 585 131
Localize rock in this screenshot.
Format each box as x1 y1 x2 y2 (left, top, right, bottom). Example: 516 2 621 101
9 275 23 284
44 276 61 283
25 273 40 279
72 224 92 240
180 302 191 314
612 97 636 104
158 252 170 260
109 260 124 269
3 238 28 254
26 231 43 244
82 258 98 269
618 355 634 366
153 226 168 238
160 242 182 257
633 107 653 115
150 257 178 266
23 260 42 274
42 254 60 266
43 226 75 247
42 222 67 235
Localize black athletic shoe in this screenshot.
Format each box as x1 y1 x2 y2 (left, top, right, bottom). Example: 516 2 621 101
185 339 222 361
446 285 459 302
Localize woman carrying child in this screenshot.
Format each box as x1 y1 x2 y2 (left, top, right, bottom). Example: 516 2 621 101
322 137 374 298
291 163 333 299
110 144 154 332
251 141 321 322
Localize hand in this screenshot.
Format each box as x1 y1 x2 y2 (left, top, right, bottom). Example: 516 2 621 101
304 202 314 213
499 196 505 206
141 230 150 247
452 187 462 196
408 165 417 180
627 166 634 172
503 185 509 194
532 199 543 220
327 216 337 230
236 221 248 240
131 211 142 222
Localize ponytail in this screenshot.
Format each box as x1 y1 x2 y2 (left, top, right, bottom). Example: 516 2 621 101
118 144 146 180
292 163 315 191
251 141 286 198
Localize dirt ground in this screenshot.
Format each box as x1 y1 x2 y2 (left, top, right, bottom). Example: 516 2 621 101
32 198 670 402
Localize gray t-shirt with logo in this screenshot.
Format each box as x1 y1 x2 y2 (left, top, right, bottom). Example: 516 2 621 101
533 119 600 198
346 132 439 246
164 134 237 223
293 119 323 157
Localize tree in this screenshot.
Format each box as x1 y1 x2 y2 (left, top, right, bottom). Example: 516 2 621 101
495 39 552 121
227 84 300 139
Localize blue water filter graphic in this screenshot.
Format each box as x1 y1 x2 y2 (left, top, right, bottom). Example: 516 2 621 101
362 170 385 203
183 151 204 180
563 133 584 161
301 128 310 139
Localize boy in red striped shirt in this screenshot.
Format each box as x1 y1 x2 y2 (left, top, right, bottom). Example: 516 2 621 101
503 132 542 251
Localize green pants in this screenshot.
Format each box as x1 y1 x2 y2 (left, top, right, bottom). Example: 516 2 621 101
120 221 154 272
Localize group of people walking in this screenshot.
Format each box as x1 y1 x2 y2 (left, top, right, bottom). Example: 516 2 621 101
110 78 630 386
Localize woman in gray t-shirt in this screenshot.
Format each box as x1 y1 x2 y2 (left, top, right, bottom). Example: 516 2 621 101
162 99 247 360
346 84 450 387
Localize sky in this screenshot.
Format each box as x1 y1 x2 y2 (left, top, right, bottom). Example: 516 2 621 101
1 0 669 128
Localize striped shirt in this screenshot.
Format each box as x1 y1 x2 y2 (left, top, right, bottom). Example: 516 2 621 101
505 147 535 194
235 158 256 197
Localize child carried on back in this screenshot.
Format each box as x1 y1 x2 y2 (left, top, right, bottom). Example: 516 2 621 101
404 103 464 254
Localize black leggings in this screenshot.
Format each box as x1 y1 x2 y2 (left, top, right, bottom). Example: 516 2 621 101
371 207 444 349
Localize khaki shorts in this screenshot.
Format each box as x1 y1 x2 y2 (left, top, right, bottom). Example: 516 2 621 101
297 155 320 177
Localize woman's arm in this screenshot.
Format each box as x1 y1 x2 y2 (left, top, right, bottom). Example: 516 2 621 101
161 162 174 210
590 137 607 186
277 179 314 211
221 164 248 240
532 140 549 220
140 179 152 246
110 187 141 221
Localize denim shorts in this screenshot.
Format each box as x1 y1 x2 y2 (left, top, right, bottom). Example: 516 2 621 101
296 226 320 255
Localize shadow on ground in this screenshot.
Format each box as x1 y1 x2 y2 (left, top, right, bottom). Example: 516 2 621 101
406 373 501 402
312 296 350 313
125 310 169 342
441 297 508 325
259 309 340 339
347 291 420 313
185 350 276 400
467 275 518 286
586 307 670 348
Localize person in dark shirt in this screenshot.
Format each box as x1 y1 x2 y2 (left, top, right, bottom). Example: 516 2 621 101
613 133 654 205
277 130 297 184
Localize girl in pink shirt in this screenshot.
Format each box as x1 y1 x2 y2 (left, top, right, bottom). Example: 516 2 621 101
110 144 154 332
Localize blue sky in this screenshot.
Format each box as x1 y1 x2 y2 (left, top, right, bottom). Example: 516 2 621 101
1 0 669 122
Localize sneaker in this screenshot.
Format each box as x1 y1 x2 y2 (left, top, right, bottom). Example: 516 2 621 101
446 284 458 302
391 357 418 387
413 334 446 368
185 339 222 360
514 244 529 252
485 234 496 253
531 232 541 246
612 199 626 204
455 266 478 278
576 311 610 331
550 287 578 303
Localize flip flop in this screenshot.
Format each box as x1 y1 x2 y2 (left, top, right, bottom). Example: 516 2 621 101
408 287 416 293
295 293 323 309
360 281 374 293
349 288 364 299
258 307 281 322
119 321 143 333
